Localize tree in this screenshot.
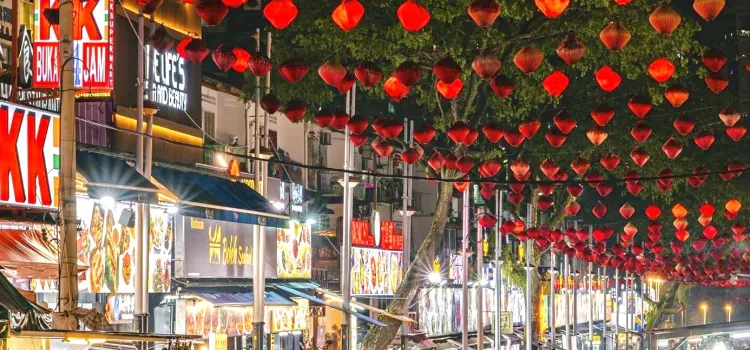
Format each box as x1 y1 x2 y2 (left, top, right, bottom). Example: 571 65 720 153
246 1 747 348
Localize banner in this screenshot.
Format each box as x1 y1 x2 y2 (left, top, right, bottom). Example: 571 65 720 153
350 247 403 296
417 287 496 337
270 298 309 333
183 300 270 338
538 293 612 331
276 222 311 279
148 211 172 293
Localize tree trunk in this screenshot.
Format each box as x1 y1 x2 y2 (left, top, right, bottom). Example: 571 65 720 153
361 181 455 349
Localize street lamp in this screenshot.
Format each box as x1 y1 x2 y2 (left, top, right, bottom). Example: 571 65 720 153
701 303 708 325
338 176 361 188
725 304 732 323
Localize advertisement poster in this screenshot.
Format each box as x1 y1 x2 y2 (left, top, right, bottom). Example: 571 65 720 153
184 300 270 338
76 198 137 294
148 211 171 293
270 298 309 333
417 287 496 337
350 247 403 296
105 294 135 324
538 294 611 330
276 222 312 279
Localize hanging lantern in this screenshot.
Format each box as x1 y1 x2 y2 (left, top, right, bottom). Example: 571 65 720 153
596 182 613 197
546 129 567 148
698 215 712 227
586 127 608 146
482 123 505 143
468 0 501 27
400 148 421 165
331 112 351 130
394 61 422 87
454 177 471 193
456 156 475 174
139 0 164 13
693 0 725 21
336 72 357 94
478 214 499 228
509 158 530 178
726 199 742 215
645 204 662 220
537 183 554 196
371 138 394 158
437 79 464 99
719 108 741 127
595 66 621 92
413 123 436 145
702 48 727 73
380 119 403 139
705 73 728 94
657 169 674 191
149 26 174 54
211 45 237 72
433 56 462 84
480 188 495 200
619 203 635 219
566 184 583 197
196 0 229 26
699 202 715 218
350 134 368 147
599 22 631 51
628 96 653 119
649 4 681 35
614 0 632 4
181 37 210 63
591 104 615 127
600 152 620 171
648 57 675 83
552 110 576 134
672 203 688 220
592 201 608 219
689 166 709 188
570 156 590 176
261 94 281 114
503 129 524 147
489 74 515 98
472 52 502 79
566 201 581 216
383 76 410 102
284 100 306 123
353 61 383 88
540 158 561 179
727 125 747 141
673 115 695 135
263 0 298 29
535 0 569 18
332 0 365 32
480 159 502 178
556 33 587 66
314 110 335 128
518 119 541 139
630 147 649 167
694 131 715 150
446 121 471 144
397 0 430 32
249 53 272 77
462 129 479 147
279 58 309 83
427 152 444 172
665 84 689 108
630 121 652 142
692 239 707 251
318 59 347 86
513 46 544 74
542 70 569 98
231 48 251 72
625 172 643 195
538 196 553 211
347 115 369 135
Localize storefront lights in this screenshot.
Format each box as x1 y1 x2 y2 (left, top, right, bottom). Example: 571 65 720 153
101 196 115 210
166 205 179 214
428 272 442 284
305 218 317 226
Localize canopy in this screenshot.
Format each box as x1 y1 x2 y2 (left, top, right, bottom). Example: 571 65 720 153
0 227 87 279
77 150 159 203
188 288 296 307
0 273 51 333
274 285 387 327
151 165 288 228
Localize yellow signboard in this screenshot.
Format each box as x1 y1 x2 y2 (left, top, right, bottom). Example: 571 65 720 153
209 333 227 350
501 312 513 335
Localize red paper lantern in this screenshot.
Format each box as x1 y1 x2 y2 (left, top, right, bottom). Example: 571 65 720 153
545 129 567 148
504 129 524 147
480 159 502 178
137 0 163 11
436 79 464 99
350 134 368 147
566 184 583 197
719 108 741 127
538 196 553 211
628 96 653 119
379 119 403 139
727 125 747 141
673 115 695 135
354 61 383 88
518 119 541 139
513 46 544 74
332 0 365 32
489 74 515 98
278 58 309 83
726 199 742 215
645 204 662 220
383 76 410 102
732 223 746 236
600 152 620 171
509 158 530 178
599 22 631 51
596 183 613 197
648 57 675 83
468 0 501 27
249 53 272 77
630 121 652 142
347 115 369 135
446 121 470 144
336 72 357 94
180 37 209 63
314 110 335 128
478 214 498 228
371 138 394 157
413 123 436 145
331 112 351 130
702 48 727 72
591 104 615 127
614 0 632 5
261 94 281 114
570 156 590 176
263 0 298 29
703 226 719 241
472 52 502 79
692 239 707 251
619 203 635 219
535 0 569 18
284 100 306 123
456 156 475 174
400 148 421 165
433 56 462 84
540 158 560 179
427 152 444 172
595 66 621 92
586 127 608 146
231 48 251 72
462 130 479 147
542 70 569 97
197 0 229 26
630 147 650 167
211 45 236 72
665 84 689 107
650 4 681 35
592 201 608 219
705 73 728 94
657 169 675 191
552 110 576 134
537 183 554 196
693 0 725 21
482 123 505 143
318 59 347 86
566 201 581 216
676 230 690 242
694 131 715 150
394 61 421 87
556 34 587 66
149 26 174 54
480 188 495 200
672 203 688 219
397 0 430 32
508 192 524 205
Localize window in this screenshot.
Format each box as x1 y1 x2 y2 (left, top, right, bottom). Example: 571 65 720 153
203 111 215 141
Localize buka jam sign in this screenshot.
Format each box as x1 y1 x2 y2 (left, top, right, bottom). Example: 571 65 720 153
0 102 59 209
33 0 114 90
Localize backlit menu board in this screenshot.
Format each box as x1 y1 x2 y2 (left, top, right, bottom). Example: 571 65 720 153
350 247 403 296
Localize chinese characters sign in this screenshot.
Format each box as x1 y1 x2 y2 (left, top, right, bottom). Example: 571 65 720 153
33 0 114 90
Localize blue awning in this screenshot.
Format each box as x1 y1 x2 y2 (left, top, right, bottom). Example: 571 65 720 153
189 289 296 307
151 165 287 228
77 150 158 203
274 285 387 327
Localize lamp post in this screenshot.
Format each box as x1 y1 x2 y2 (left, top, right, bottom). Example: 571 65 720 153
725 304 732 323
340 83 359 350
701 303 708 325
494 190 504 350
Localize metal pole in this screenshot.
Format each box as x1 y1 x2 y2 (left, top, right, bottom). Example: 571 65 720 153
614 269 619 349
349 83 358 349
495 191 503 350
602 269 608 350
478 206 485 349
589 226 594 349
462 189 470 349
340 88 352 350
58 0 77 316
252 28 265 350
565 252 571 350
573 222 579 348
550 245 557 349
525 204 532 350
640 278 645 350
9 0 18 102
625 273 630 350
400 117 410 350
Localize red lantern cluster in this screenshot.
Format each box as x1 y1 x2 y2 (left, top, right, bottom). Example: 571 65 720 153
264 0 299 29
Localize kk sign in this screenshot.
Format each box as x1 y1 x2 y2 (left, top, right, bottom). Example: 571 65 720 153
0 102 59 209
33 0 114 90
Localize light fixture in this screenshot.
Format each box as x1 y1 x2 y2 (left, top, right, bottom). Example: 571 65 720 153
337 176 361 188
428 272 442 284
215 154 228 167
101 196 115 210
166 205 179 215
272 201 285 210
396 205 417 217
129 101 160 118
250 146 274 160
306 218 317 226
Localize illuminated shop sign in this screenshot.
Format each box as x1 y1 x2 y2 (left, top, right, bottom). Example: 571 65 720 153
144 45 187 111
33 0 115 90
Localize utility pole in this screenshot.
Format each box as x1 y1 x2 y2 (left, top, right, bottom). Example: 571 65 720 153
133 10 148 341
494 191 503 350
340 87 353 350
461 189 470 349
400 117 411 349
525 204 532 350
252 28 265 350
58 0 78 315
477 204 484 349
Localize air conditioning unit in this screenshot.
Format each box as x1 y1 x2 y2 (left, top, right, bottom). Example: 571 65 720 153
244 0 261 11
320 132 331 145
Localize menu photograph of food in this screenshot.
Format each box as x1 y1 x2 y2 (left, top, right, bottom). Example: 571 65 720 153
350 247 403 296
184 301 271 338
148 212 172 293
276 222 312 279
270 298 309 333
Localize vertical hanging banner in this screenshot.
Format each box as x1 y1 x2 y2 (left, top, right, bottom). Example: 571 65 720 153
33 0 115 91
